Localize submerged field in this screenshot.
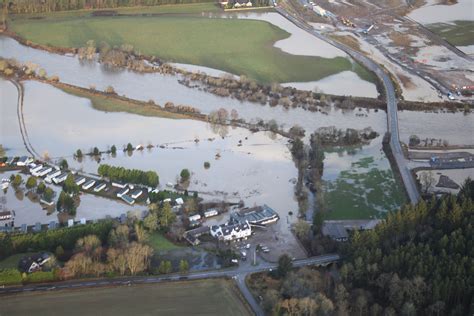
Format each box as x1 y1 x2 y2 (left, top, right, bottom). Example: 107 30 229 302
428 20 474 46
322 147 407 220
0 279 252 316
9 14 353 82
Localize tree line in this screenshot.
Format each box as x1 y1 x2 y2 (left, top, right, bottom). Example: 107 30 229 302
0 221 113 259
338 179 474 315
7 0 213 14
98 164 159 187
250 179 473 315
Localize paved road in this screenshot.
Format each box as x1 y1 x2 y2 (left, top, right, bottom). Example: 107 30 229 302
0 253 340 315
275 7 421 203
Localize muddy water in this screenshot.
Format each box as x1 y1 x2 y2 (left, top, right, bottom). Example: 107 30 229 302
19 81 299 229
408 0 474 24
0 170 145 226
398 110 474 146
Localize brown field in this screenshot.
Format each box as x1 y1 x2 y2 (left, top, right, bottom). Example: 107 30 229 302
0 279 252 316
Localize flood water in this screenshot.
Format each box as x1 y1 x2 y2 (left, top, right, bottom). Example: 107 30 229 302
1 170 145 226
408 0 474 24
0 35 387 137
12 80 299 229
399 110 474 146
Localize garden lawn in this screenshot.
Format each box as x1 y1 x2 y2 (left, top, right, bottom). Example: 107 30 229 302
9 15 353 83
0 252 35 269
148 231 183 252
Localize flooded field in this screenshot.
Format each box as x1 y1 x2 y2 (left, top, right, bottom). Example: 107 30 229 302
0 279 252 316
408 0 473 24
322 136 407 219
0 36 381 134
398 110 474 146
282 70 378 98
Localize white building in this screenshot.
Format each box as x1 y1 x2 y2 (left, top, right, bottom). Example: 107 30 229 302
210 221 251 241
204 209 218 218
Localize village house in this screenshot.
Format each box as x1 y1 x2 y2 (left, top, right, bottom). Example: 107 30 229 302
18 253 51 273
210 221 251 241
0 210 14 227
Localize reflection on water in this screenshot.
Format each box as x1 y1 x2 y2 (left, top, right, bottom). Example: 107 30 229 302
0 36 386 136
17 80 299 228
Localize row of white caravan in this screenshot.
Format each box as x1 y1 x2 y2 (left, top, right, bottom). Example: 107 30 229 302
29 164 108 193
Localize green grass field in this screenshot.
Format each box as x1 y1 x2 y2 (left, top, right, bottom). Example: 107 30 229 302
9 14 355 82
428 20 474 46
0 279 252 316
148 232 183 252
56 83 190 119
8 3 219 20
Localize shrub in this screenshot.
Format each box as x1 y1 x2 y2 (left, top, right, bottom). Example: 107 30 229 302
0 269 22 285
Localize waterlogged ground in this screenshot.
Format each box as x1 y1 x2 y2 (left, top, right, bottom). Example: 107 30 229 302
322 137 407 219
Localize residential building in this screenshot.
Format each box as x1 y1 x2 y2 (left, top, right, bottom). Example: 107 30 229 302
18 253 51 273
93 182 107 192
74 176 86 186
0 210 14 227
130 189 143 199
210 221 251 241
204 209 219 218
189 214 201 222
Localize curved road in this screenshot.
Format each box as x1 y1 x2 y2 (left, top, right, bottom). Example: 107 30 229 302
0 254 340 316
275 7 421 203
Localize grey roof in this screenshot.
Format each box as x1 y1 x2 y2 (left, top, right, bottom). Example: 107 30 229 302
231 204 278 224
322 223 348 240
